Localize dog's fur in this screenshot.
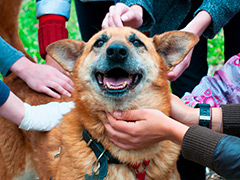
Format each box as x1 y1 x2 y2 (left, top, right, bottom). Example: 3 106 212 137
0 1 199 179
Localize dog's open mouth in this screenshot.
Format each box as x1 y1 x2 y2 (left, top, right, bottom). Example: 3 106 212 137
95 68 142 95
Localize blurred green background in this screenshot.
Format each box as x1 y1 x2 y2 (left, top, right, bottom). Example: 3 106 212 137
19 0 224 65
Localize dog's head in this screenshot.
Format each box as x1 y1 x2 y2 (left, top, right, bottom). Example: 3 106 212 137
47 27 198 115
47 27 198 162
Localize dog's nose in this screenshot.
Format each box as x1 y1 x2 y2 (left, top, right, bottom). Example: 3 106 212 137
106 44 129 61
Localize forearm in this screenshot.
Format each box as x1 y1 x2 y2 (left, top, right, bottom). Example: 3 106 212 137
182 126 226 170
183 10 212 37
170 95 223 132
180 107 222 132
197 0 240 38
0 91 24 125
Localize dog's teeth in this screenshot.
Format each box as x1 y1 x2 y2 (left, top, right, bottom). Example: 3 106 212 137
97 74 103 84
134 75 138 83
129 75 133 82
106 82 111 88
122 81 127 87
106 81 128 90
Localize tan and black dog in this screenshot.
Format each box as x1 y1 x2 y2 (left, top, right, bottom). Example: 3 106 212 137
0 25 198 179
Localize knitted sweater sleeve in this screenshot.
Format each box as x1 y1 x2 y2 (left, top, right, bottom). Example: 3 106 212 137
38 15 68 59
195 0 240 39
221 104 240 137
182 126 240 179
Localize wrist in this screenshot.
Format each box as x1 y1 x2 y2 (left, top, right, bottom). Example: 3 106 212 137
168 118 189 145
10 56 33 80
196 104 212 128
182 10 212 37
211 108 223 132
182 107 199 126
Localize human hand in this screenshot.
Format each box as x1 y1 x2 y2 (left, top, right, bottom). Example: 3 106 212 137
11 56 74 99
104 109 187 150
102 3 143 29
45 54 70 76
19 101 75 131
167 48 194 81
167 10 212 81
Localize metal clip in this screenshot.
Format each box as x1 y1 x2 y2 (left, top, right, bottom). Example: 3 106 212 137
54 146 61 159
87 138 93 146
91 149 106 174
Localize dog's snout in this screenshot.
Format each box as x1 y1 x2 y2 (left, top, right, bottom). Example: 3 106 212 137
106 44 129 61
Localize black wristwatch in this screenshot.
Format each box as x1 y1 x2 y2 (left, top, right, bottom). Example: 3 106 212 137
195 103 211 128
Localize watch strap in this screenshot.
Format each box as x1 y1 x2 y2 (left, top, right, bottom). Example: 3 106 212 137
195 103 211 128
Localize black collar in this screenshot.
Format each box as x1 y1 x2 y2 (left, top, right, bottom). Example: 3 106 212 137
82 129 121 179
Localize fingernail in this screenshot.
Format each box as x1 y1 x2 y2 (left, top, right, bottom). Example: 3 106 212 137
121 15 128 21
114 111 122 118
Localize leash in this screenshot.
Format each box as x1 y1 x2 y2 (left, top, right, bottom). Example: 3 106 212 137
82 129 120 179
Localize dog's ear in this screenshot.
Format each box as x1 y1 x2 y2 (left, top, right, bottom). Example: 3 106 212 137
46 39 85 72
152 31 199 71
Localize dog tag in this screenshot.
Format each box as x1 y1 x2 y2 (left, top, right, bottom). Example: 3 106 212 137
84 174 103 180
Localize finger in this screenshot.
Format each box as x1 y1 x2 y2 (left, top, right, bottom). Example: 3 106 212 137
167 71 178 81
110 138 135 150
57 76 74 93
108 15 116 27
167 64 185 81
104 122 133 143
47 81 72 97
113 109 146 121
106 112 142 135
112 3 130 27
40 86 61 99
102 13 110 29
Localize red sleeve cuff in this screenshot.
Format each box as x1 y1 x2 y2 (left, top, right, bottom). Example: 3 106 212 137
38 15 68 59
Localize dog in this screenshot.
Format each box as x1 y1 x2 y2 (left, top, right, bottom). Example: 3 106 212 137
0 25 198 179
0 2 199 178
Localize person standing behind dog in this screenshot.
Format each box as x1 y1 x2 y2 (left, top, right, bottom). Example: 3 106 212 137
35 0 115 72
0 36 75 131
101 1 240 179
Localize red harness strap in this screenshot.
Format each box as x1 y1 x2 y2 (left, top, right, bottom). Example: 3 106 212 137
130 160 150 180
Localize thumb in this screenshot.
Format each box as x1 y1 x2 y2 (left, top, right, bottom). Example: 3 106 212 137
113 109 145 121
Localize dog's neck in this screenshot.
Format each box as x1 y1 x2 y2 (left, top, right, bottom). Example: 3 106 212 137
82 129 150 180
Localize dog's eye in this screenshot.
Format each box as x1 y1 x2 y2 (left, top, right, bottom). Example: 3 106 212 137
132 39 143 47
94 40 105 47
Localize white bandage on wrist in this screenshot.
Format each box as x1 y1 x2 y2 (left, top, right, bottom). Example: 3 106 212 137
19 101 75 131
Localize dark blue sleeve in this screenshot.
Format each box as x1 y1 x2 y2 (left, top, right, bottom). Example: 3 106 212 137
213 135 240 179
0 80 10 106
0 36 24 76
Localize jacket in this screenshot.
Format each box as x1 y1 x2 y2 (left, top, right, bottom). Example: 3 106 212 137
36 0 114 20
120 0 240 39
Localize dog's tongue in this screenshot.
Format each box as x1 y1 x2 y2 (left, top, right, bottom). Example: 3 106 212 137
103 77 130 87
